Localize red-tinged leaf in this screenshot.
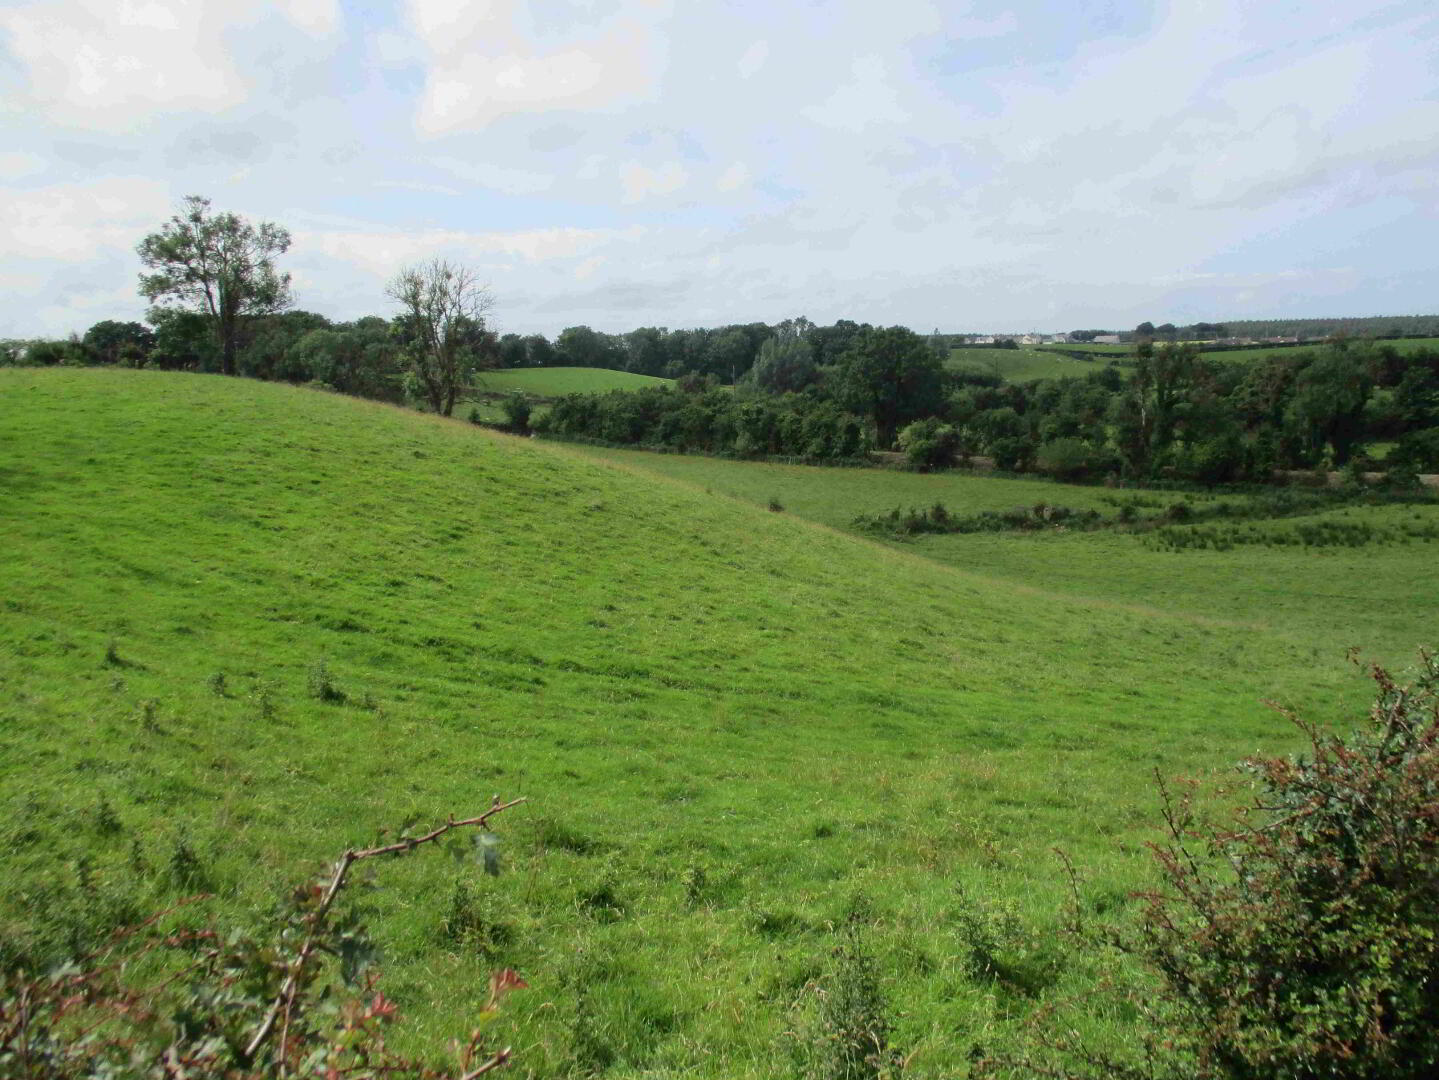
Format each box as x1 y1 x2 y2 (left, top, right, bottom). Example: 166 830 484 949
483 968 528 1012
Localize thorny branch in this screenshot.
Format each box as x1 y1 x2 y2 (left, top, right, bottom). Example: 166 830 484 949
246 796 526 1070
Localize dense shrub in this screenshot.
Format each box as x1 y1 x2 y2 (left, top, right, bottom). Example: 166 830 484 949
1389 427 1439 473
501 391 533 433
990 653 1439 1079
539 386 871 462
1139 652 1439 1078
1144 517 1439 552
854 502 1103 537
1179 434 1249 485
796 924 900 1080
989 435 1036 473
897 417 963 470
1034 438 1116 482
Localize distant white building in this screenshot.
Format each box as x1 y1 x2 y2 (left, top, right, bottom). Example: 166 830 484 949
1093 334 1122 344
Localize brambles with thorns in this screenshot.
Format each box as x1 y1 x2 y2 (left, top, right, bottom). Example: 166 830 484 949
984 651 1439 1079
0 800 526 1079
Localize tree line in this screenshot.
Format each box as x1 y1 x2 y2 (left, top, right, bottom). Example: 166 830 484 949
536 333 1439 479
3 195 1436 480
1 197 894 416
0 310 887 404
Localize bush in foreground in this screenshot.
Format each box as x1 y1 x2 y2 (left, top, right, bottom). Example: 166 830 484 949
991 650 1439 1079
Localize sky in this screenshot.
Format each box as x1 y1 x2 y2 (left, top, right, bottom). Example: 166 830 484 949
2 0 1437 339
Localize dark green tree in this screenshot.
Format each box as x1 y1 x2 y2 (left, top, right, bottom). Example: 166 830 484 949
556 325 622 369
239 310 331 381
623 327 669 375
82 320 154 366
497 333 529 369
1285 348 1373 465
288 318 405 401
831 326 947 448
147 308 220 370
137 196 292 376
524 333 555 367
1111 342 1199 474
745 332 818 394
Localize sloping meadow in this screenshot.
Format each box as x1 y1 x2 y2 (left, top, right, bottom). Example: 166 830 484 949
0 369 1369 1075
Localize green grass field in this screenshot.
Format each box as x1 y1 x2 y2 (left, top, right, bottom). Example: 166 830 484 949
1036 337 1439 368
948 348 1118 382
474 366 673 397
573 447 1438 662
2 369 1427 1076
1034 342 1133 356
1195 337 1439 364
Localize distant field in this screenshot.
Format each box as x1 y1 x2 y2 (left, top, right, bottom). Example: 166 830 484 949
948 347 1119 382
1037 337 1439 368
1205 337 1439 364
474 366 672 397
1035 342 1133 356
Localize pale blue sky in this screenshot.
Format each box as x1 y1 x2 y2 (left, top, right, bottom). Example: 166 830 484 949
2 0 1436 338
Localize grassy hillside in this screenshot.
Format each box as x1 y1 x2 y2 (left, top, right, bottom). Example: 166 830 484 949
474 366 673 397
0 369 1384 1076
573 447 1438 663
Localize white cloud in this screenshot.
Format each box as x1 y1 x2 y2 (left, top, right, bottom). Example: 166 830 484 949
620 160 688 202
408 0 672 135
430 156 556 194
0 151 47 179
374 179 462 196
0 1 246 130
2 176 170 261
0 0 341 131
716 162 749 192
736 39 768 79
804 55 910 131
296 224 646 278
274 0 340 37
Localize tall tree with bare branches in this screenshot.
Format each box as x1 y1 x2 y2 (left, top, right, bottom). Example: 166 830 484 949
387 259 497 416
137 196 292 376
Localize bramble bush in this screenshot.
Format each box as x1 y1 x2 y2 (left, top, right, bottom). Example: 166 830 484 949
853 502 1103 538
987 650 1439 1079
0 800 526 1079
1140 650 1439 1079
